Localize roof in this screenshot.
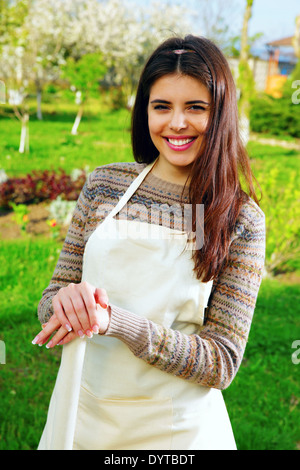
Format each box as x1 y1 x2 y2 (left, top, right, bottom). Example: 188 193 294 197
266 36 294 47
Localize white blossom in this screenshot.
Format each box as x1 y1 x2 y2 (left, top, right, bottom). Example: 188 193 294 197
0 0 196 106
48 196 77 226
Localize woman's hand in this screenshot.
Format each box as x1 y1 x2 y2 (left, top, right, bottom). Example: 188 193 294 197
52 281 109 338
32 282 110 348
32 314 77 348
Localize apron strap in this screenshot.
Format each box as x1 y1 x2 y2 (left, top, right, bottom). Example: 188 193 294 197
106 159 157 220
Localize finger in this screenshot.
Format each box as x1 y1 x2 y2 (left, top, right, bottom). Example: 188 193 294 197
94 288 109 309
56 286 83 336
32 315 61 346
57 330 78 347
32 329 46 346
52 294 73 332
80 283 99 334
46 326 77 349
70 289 91 336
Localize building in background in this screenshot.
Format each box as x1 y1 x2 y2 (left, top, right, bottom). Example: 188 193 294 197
265 36 297 96
228 36 297 97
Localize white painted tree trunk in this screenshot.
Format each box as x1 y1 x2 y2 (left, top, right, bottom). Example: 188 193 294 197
19 113 30 153
36 89 43 120
71 105 84 135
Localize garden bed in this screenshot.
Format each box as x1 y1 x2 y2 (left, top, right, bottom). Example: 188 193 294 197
0 202 68 240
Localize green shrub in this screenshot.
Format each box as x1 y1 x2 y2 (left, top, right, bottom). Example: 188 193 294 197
250 93 300 138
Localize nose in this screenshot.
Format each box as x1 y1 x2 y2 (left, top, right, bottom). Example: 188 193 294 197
169 110 187 131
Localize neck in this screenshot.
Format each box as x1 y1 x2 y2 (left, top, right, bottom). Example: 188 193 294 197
151 157 191 186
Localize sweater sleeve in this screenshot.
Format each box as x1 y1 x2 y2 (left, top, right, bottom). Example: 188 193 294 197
105 201 266 390
37 173 94 324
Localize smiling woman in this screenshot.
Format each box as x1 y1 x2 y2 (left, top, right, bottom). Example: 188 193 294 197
34 35 265 451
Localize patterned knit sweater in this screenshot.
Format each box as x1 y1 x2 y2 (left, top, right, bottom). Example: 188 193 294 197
38 162 265 390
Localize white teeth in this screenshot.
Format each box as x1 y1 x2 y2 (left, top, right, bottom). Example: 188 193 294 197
168 138 194 146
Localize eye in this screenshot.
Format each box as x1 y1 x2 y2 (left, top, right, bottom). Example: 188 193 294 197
153 104 169 110
188 104 206 111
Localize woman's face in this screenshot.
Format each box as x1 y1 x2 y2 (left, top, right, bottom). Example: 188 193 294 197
147 73 211 181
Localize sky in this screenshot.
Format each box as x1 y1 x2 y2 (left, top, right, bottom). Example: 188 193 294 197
249 0 299 45
130 0 299 49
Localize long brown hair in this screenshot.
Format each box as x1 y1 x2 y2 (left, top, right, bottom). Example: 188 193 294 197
131 35 260 282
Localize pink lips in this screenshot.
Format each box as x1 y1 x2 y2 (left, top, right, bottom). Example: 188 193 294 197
163 136 197 152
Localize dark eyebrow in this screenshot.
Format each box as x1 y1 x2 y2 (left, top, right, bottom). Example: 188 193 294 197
150 99 210 106
150 99 171 104
186 100 210 106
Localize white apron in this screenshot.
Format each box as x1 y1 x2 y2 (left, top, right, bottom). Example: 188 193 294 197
38 161 237 450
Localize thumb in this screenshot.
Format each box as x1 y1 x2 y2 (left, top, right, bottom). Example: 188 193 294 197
96 304 110 334
94 287 109 309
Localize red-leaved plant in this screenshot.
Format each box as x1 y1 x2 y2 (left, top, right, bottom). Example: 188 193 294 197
0 169 86 209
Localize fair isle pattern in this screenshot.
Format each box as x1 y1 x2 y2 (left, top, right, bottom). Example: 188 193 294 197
38 162 265 390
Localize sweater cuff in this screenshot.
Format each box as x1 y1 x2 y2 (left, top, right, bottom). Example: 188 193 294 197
105 303 149 354
38 296 54 325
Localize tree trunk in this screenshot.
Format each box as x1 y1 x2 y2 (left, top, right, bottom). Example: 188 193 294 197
19 113 29 153
36 88 43 120
240 0 253 62
292 15 300 58
238 0 255 145
0 79 5 104
71 104 84 135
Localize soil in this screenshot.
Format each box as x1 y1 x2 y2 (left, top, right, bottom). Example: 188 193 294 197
0 202 68 241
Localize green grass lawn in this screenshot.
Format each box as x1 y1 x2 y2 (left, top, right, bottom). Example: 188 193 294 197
0 239 61 450
0 99 299 450
0 99 134 176
247 140 300 186
223 279 300 450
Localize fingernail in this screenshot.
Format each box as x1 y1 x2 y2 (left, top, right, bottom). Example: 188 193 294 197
32 335 39 345
65 324 72 332
86 330 93 338
46 340 53 349
78 330 85 338
92 325 99 334
96 303 108 311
